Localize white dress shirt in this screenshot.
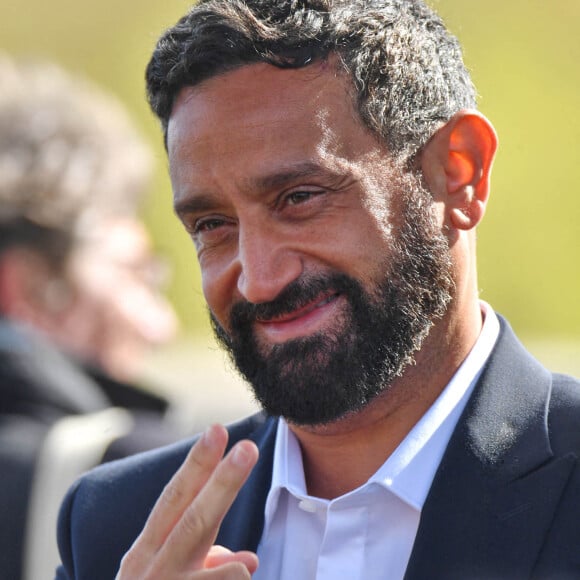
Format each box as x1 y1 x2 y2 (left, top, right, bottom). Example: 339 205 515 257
253 302 500 580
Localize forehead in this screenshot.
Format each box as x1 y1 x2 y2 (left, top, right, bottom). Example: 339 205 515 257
167 62 386 197
168 60 354 141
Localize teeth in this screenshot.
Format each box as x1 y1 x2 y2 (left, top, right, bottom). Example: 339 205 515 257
315 293 337 308
314 297 330 308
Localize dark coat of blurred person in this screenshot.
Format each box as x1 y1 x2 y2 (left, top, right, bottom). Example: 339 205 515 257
0 54 183 580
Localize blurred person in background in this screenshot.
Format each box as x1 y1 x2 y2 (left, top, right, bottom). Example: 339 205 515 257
0 54 182 580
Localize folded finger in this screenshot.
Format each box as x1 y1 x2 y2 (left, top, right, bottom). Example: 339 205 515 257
191 561 254 579
204 545 259 575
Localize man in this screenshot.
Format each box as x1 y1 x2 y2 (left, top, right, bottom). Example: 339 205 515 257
0 55 183 580
0 55 179 393
56 1 580 578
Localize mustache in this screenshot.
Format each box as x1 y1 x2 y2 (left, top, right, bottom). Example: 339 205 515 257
228 272 360 328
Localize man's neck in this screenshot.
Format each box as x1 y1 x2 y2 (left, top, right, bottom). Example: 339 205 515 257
288 300 484 499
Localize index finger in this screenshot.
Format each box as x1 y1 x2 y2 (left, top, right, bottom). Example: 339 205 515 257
162 438 259 569
136 424 229 553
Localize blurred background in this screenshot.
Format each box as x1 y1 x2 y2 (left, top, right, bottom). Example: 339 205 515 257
2 0 579 425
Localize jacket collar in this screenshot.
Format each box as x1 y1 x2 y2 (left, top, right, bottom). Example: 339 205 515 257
404 316 574 579
0 319 109 417
215 317 576 576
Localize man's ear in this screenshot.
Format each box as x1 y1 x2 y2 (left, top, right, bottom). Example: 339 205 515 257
0 248 67 325
421 110 498 230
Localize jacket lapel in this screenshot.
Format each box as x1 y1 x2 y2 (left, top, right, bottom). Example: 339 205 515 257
216 414 278 552
404 318 576 580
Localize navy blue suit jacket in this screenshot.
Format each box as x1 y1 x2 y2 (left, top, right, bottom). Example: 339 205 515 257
56 318 580 579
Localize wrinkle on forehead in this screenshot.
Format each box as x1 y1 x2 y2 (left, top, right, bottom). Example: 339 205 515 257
167 59 393 211
168 59 362 146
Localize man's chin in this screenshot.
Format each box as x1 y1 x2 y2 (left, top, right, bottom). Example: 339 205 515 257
282 401 366 429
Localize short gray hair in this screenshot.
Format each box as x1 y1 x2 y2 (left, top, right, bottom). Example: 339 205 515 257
0 55 152 262
146 0 476 158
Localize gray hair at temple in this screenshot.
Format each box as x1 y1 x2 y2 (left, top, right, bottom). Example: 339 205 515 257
146 0 476 159
0 55 152 269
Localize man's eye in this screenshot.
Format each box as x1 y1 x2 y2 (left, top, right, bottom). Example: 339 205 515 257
193 217 226 234
285 190 319 206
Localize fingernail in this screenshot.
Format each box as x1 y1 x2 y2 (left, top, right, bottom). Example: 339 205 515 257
231 444 253 468
202 424 219 449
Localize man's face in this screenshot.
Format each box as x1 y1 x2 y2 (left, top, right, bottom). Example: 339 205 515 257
62 218 178 381
168 62 453 425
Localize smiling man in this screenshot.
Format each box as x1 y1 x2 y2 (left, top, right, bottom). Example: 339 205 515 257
170 62 457 430
56 1 580 579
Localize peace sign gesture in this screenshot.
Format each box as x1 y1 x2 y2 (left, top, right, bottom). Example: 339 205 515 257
116 424 259 579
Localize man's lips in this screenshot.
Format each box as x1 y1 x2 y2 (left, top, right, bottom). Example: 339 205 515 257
254 291 342 342
256 291 339 323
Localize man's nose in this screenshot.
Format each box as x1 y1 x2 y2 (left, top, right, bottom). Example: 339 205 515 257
235 225 302 305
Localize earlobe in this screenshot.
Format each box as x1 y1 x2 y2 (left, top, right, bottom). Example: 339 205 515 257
449 203 483 230
422 110 498 231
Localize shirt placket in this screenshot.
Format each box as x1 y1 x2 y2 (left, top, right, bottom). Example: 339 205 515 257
316 500 368 580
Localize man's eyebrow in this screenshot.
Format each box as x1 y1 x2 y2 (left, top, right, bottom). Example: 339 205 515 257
174 193 218 218
250 161 337 192
174 161 344 216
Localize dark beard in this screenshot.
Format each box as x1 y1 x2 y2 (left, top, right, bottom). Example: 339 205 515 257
210 172 454 426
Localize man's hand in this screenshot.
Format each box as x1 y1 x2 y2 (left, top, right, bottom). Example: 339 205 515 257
116 424 259 579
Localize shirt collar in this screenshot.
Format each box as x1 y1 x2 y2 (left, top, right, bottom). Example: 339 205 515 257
264 302 500 528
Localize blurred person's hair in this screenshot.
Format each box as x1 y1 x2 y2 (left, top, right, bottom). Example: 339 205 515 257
0 54 153 276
